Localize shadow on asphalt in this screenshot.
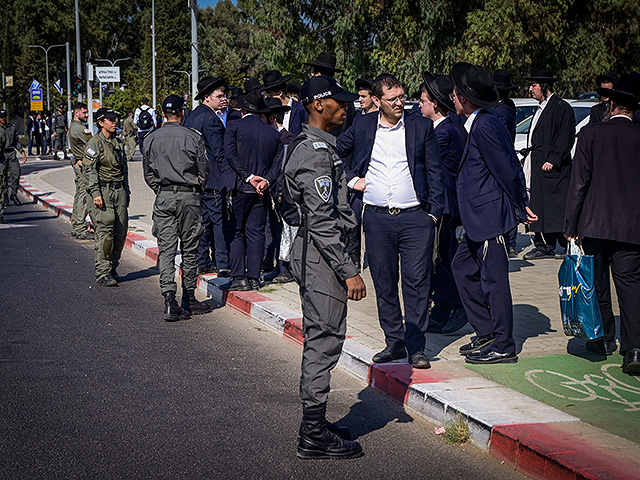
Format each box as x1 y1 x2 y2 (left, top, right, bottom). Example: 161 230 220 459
118 266 159 283
337 386 414 440
513 303 554 354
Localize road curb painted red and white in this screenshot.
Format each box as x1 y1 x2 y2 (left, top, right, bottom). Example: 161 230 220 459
19 176 640 480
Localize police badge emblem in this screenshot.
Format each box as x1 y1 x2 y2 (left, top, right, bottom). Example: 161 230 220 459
314 175 332 202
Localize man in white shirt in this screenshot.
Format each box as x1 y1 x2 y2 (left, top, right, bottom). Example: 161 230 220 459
337 74 444 368
134 97 157 154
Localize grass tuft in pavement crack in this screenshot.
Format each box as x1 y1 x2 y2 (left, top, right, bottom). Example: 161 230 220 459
443 413 470 445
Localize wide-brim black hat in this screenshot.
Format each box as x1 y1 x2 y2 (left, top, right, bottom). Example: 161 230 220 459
422 72 455 112
304 52 343 74
195 76 226 100
236 90 272 114
596 73 640 109
264 97 291 115
355 78 374 92
493 69 518 90
595 72 619 86
525 69 558 84
451 62 499 108
260 70 293 92
244 78 262 93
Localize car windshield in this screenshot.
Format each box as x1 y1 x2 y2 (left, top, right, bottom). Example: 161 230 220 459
515 104 592 134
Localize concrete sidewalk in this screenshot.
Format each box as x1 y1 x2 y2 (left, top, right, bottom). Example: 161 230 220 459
17 156 640 480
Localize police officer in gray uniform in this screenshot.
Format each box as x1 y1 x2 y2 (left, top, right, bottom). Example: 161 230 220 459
52 104 68 159
0 109 27 207
143 95 212 321
0 116 6 223
282 76 366 459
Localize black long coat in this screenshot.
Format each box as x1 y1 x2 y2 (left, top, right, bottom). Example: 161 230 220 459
564 116 640 245
528 94 575 232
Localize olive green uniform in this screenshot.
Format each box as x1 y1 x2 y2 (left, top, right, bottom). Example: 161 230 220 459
143 122 208 294
53 111 68 157
0 122 24 203
0 127 6 222
122 116 137 162
84 132 129 281
69 120 93 235
284 124 359 408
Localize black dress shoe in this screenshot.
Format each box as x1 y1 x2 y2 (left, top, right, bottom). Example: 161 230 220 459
227 277 251 291
586 339 607 356
465 348 518 364
409 351 431 369
442 308 468 335
217 269 231 278
248 278 262 290
96 275 118 287
372 347 406 363
272 271 294 284
459 334 495 355
622 348 640 375
523 248 555 260
605 340 618 356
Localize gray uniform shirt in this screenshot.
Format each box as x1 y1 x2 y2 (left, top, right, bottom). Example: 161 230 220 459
142 121 209 191
284 123 359 281
0 123 23 153
54 113 67 131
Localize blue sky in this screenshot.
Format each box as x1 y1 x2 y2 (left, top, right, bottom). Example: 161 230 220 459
198 0 229 9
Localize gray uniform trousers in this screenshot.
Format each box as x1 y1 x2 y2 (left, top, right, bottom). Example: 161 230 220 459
290 236 348 409
55 130 66 154
88 184 128 280
152 188 204 294
5 151 21 198
71 163 90 235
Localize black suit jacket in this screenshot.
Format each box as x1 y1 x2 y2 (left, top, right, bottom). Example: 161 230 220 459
336 112 445 219
529 94 575 232
564 116 640 245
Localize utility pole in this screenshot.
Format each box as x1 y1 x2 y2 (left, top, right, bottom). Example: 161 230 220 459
75 0 82 101
66 42 72 152
190 0 199 110
151 0 157 109
25 43 66 111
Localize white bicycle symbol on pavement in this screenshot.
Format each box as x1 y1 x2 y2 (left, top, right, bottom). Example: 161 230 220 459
525 365 640 412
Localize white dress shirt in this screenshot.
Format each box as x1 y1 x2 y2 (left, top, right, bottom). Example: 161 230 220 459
362 114 420 209
523 93 554 194
283 97 293 131
464 108 483 133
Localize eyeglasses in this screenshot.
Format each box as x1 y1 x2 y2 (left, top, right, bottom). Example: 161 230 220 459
382 93 406 105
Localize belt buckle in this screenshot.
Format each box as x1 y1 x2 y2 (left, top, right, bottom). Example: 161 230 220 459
388 207 400 215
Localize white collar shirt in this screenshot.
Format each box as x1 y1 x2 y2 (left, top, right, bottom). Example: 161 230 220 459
283 97 293 131
528 93 554 147
464 108 483 133
363 113 420 209
433 116 447 129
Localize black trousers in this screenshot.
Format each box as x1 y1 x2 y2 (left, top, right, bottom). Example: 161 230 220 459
582 237 640 354
452 234 515 354
533 231 567 252
431 214 463 326
363 206 434 355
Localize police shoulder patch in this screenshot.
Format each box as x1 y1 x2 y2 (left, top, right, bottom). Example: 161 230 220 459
86 147 97 157
314 175 332 202
312 142 328 151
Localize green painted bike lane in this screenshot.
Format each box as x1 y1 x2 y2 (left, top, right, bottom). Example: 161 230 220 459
467 352 640 444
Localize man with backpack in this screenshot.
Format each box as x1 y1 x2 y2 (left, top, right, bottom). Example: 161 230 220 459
134 97 157 155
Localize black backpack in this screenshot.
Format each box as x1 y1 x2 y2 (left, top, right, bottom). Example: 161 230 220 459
137 107 153 130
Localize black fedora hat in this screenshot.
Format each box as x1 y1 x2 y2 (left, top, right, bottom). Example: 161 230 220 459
304 52 343 74
244 77 262 93
195 76 226 100
260 70 293 92
422 72 456 112
525 69 558 84
451 62 499 108
596 73 640 109
493 69 518 90
595 71 619 86
264 96 292 115
355 78 374 92
236 90 272 114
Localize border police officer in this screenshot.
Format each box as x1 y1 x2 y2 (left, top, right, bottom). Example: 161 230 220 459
0 113 6 223
143 94 212 321
122 111 137 162
68 102 95 240
84 108 129 287
52 104 68 160
283 76 365 459
0 109 27 208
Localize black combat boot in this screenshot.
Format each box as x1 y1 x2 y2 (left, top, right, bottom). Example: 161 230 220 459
297 405 362 459
164 292 191 322
181 289 212 315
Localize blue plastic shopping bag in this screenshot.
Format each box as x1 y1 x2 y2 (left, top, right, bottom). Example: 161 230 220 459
557 242 604 341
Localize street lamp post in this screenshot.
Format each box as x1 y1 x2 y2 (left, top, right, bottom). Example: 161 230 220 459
25 43 66 111
173 69 204 104
96 58 130 105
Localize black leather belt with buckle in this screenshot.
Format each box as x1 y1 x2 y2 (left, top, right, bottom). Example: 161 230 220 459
366 205 422 215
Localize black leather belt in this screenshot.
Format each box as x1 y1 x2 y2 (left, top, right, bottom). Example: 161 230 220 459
5 149 15 152
159 185 200 193
365 204 422 215
99 180 124 189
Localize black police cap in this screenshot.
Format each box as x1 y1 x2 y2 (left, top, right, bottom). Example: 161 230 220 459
163 94 184 114
299 76 358 106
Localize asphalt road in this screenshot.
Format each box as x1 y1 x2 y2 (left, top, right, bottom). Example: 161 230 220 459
0 198 524 480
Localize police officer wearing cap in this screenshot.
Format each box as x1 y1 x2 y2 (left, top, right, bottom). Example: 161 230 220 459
68 101 95 240
283 75 366 459
84 107 129 287
143 95 212 321
0 109 27 210
52 104 68 159
183 76 231 277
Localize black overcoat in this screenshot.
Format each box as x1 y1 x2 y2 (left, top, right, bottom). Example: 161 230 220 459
529 94 575 232
564 116 640 245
